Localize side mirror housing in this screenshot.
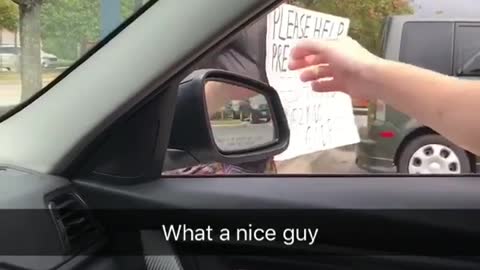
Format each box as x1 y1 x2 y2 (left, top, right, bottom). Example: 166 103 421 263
164 69 290 172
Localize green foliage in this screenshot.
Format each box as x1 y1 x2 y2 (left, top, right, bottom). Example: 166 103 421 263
40 0 99 59
0 0 19 31
121 0 137 19
40 0 138 60
291 0 413 54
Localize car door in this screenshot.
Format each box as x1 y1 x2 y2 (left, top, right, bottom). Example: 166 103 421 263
1 0 480 270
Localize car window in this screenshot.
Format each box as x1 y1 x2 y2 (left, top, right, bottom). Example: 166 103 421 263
454 23 480 76
0 0 150 111
166 0 480 177
3 0 476 177
400 22 454 75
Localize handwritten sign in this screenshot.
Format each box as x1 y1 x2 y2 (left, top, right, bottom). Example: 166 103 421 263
266 4 360 161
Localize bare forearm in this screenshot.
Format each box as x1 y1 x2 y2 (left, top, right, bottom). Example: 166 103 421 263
366 60 480 154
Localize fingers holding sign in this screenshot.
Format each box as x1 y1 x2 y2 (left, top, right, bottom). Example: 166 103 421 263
298 65 333 82
288 53 328 71
297 65 342 92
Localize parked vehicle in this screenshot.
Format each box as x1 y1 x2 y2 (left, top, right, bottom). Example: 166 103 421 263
250 103 271 124
41 51 58 68
0 45 58 71
236 100 252 121
357 16 480 174
0 46 19 72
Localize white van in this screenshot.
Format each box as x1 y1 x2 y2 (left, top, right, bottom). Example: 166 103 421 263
0 45 58 71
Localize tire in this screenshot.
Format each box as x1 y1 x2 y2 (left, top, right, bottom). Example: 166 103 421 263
397 134 472 174
250 113 260 124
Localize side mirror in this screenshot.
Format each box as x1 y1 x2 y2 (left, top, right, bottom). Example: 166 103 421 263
164 69 290 172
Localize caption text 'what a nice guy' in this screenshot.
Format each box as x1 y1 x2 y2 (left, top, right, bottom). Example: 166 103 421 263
162 224 319 246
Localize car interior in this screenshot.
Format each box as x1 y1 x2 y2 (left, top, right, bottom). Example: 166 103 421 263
1 0 480 270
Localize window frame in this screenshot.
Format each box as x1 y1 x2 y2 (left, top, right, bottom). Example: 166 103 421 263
399 21 455 76
454 22 480 77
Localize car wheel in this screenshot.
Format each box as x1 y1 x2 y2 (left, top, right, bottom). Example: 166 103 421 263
250 113 260 124
397 134 472 174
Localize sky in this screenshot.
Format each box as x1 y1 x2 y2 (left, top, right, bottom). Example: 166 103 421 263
411 0 480 17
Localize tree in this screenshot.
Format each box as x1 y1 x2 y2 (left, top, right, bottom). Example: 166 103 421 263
40 0 139 60
40 0 100 59
292 0 413 54
0 0 18 32
12 0 43 101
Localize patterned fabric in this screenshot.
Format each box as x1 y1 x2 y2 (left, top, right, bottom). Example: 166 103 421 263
145 256 183 270
163 158 277 175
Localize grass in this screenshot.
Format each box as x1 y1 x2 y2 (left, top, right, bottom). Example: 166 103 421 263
0 70 63 85
0 58 73 84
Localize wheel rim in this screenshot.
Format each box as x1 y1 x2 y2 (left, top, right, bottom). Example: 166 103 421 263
408 144 461 174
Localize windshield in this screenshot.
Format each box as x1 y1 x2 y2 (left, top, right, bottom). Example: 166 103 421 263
0 0 150 116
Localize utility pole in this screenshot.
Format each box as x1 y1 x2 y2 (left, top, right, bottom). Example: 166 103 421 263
100 0 121 39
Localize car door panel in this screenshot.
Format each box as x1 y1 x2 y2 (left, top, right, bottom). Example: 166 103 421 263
0 168 140 270
0 169 477 270
74 176 480 209
72 176 480 270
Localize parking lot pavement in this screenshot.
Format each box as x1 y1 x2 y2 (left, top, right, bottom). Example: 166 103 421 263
0 84 21 106
276 146 366 174
276 114 368 174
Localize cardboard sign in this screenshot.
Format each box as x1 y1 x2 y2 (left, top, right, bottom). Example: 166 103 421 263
266 4 360 161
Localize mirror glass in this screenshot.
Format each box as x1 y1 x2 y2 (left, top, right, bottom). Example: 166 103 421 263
205 80 276 153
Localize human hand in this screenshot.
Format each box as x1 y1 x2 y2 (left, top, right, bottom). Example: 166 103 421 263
288 36 384 99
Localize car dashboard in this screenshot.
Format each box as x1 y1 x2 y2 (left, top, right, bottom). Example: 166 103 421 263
0 167 113 270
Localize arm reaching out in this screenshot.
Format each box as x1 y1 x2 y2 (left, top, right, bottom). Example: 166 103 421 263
289 37 480 155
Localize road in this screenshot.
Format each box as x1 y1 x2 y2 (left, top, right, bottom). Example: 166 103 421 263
276 147 365 174
277 115 368 174
0 79 53 106
0 84 21 106
212 122 274 152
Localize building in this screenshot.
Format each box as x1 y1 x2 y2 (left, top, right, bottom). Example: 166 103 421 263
0 28 19 46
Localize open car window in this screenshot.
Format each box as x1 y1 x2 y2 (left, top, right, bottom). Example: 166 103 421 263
166 0 480 176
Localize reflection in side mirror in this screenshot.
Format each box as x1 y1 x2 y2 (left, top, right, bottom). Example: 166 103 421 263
204 80 276 153
164 69 290 172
